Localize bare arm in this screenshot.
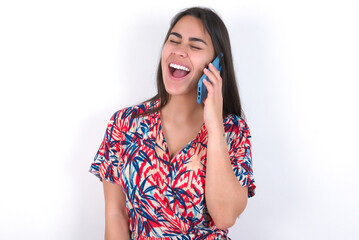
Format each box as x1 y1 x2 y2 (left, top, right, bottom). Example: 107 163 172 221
103 180 130 240
202 63 249 230
205 127 248 230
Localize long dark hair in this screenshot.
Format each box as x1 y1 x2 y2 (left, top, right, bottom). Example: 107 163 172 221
140 7 245 119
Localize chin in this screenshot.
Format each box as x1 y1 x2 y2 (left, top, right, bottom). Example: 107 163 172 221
164 85 197 99
164 87 186 96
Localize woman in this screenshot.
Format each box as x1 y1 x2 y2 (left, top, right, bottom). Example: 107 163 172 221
89 7 256 240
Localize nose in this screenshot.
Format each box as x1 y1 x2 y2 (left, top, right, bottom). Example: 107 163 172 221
172 45 188 57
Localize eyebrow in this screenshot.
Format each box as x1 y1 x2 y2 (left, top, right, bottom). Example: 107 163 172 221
169 32 207 45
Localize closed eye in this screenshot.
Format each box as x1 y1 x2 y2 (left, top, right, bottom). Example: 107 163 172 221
170 40 180 44
191 46 202 50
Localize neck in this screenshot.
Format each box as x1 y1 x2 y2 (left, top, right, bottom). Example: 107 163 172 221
161 94 204 124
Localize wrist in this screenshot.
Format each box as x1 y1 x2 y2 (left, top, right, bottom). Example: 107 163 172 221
207 124 228 152
207 123 225 139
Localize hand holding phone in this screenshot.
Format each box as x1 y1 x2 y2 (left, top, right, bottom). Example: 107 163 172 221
197 55 222 104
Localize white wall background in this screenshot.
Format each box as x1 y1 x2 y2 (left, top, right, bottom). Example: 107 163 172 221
1 0 358 239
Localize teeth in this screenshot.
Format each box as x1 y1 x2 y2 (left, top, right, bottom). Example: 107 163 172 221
169 63 190 72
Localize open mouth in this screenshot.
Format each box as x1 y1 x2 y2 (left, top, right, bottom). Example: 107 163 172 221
169 63 191 79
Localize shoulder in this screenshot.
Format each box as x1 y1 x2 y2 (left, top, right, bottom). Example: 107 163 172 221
118 99 160 118
223 114 251 136
109 99 160 128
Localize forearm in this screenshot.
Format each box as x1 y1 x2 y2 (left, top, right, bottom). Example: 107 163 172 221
205 126 248 229
105 213 130 240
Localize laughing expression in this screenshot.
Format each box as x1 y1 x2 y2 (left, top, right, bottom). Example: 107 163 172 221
161 15 215 98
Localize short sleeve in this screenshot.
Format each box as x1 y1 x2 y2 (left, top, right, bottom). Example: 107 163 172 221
89 111 124 184
227 116 256 198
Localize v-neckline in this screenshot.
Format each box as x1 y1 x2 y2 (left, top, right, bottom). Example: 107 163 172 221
157 109 205 162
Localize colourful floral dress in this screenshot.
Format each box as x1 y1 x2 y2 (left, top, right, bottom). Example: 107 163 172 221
89 99 256 240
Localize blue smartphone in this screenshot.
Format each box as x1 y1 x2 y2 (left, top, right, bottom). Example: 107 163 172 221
197 55 222 104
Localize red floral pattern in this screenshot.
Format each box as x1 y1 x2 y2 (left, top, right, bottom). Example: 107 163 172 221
89 99 256 239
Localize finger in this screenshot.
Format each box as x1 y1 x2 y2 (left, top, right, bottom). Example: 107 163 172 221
208 63 222 88
202 78 214 94
203 68 218 86
204 66 222 95
208 63 221 79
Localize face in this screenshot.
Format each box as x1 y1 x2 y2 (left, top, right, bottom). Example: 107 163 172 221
161 15 215 97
